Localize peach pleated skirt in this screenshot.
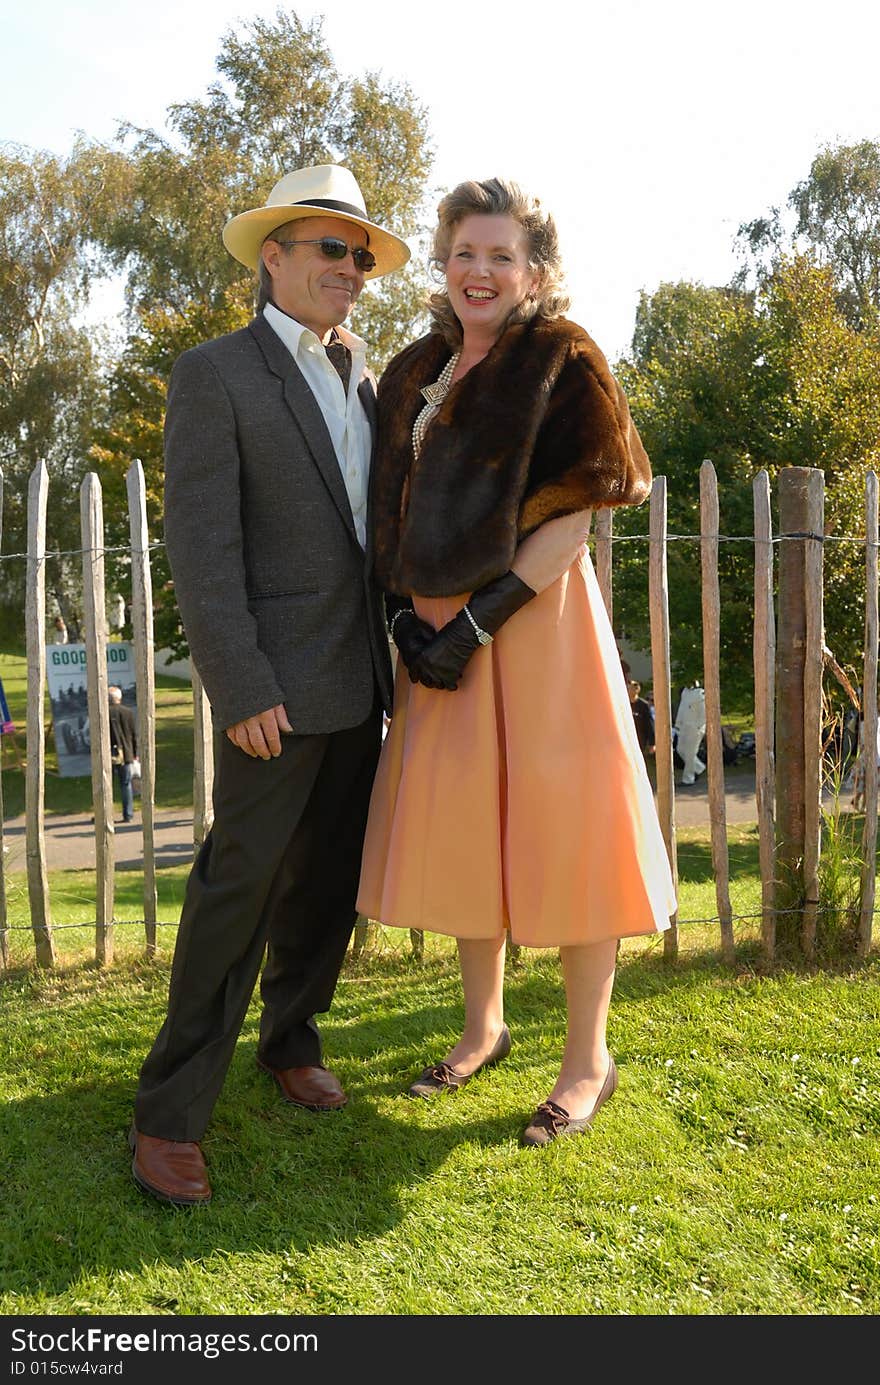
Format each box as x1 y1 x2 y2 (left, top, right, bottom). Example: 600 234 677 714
357 549 677 947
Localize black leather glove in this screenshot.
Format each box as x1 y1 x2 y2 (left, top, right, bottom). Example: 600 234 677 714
409 571 536 691
385 594 436 677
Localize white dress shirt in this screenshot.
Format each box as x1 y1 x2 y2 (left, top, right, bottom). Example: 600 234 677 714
263 302 372 547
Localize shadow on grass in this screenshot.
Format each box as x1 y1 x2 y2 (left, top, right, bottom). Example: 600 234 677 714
0 1067 520 1301
674 831 761 885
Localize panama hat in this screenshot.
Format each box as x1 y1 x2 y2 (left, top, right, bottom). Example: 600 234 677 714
222 164 410 279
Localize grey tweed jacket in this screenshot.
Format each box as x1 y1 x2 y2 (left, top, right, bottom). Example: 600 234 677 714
163 314 393 733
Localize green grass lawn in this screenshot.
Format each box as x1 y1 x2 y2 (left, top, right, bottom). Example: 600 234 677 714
2 857 878 1316
3 650 877 1316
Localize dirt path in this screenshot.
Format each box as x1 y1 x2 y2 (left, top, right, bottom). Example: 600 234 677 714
4 759 859 873
2 807 200 873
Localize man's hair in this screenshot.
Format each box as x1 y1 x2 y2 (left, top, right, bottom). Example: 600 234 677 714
108 685 123 703
257 258 273 313
427 177 571 348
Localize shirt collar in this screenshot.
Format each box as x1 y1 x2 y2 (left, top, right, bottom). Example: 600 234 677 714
263 302 366 360
331 321 366 357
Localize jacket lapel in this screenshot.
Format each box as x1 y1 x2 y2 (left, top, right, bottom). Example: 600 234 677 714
248 316 358 543
359 374 381 569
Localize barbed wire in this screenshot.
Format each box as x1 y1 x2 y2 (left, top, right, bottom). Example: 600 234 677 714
0 542 164 563
2 919 179 932
0 533 877 567
2 902 878 935
593 532 877 546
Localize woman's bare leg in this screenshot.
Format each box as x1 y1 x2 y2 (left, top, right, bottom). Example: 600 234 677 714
442 934 507 1073
544 938 618 1117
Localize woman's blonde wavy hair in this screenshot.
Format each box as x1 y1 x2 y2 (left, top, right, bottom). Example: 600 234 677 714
428 177 571 347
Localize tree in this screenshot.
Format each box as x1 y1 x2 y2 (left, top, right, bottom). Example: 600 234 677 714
614 280 771 701
790 141 880 330
739 139 880 331
91 7 433 652
0 139 130 637
97 9 431 355
759 256 880 685
615 258 880 703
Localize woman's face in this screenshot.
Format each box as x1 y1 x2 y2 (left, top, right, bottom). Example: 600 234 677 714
444 213 538 341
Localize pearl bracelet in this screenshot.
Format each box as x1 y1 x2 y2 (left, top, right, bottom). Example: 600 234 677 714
388 607 413 642
463 603 493 645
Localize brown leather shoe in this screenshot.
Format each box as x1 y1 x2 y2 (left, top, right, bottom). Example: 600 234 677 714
408 1024 512 1099
128 1125 212 1205
521 1056 618 1147
257 1060 348 1111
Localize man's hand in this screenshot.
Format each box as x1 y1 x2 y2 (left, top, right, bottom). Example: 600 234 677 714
225 704 293 760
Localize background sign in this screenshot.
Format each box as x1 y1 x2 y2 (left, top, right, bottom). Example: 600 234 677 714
46 643 136 777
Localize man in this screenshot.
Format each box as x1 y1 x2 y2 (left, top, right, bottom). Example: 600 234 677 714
130 165 408 1206
108 684 138 823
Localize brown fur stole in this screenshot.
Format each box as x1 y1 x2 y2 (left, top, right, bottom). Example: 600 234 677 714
371 316 651 596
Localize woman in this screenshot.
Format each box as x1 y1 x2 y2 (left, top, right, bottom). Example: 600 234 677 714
357 178 676 1145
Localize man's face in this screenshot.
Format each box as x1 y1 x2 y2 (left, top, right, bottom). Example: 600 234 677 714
260 215 368 338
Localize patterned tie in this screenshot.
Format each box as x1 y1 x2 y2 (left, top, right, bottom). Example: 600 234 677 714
325 333 352 393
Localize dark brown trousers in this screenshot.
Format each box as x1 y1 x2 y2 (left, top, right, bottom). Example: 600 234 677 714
134 703 381 1142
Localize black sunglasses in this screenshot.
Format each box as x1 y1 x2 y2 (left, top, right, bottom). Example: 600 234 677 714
274 236 376 272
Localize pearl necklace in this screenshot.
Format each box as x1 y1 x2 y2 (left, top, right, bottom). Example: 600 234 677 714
411 352 461 459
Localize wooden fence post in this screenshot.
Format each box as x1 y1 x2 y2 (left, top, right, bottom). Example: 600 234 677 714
192 668 214 855
753 470 777 963
649 476 679 957
859 471 879 956
594 508 613 624
127 461 158 955
81 474 115 965
699 462 733 963
0 469 7 970
775 469 811 954
25 461 55 967
802 471 825 960
350 915 370 959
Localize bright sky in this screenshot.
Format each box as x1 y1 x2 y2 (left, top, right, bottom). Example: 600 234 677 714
4 0 879 362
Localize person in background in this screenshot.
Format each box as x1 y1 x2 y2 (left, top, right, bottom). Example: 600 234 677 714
108 594 126 633
627 677 655 758
674 684 706 785
52 615 68 645
108 685 137 823
358 176 676 1146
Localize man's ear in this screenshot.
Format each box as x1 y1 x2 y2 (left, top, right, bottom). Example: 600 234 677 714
261 240 281 280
